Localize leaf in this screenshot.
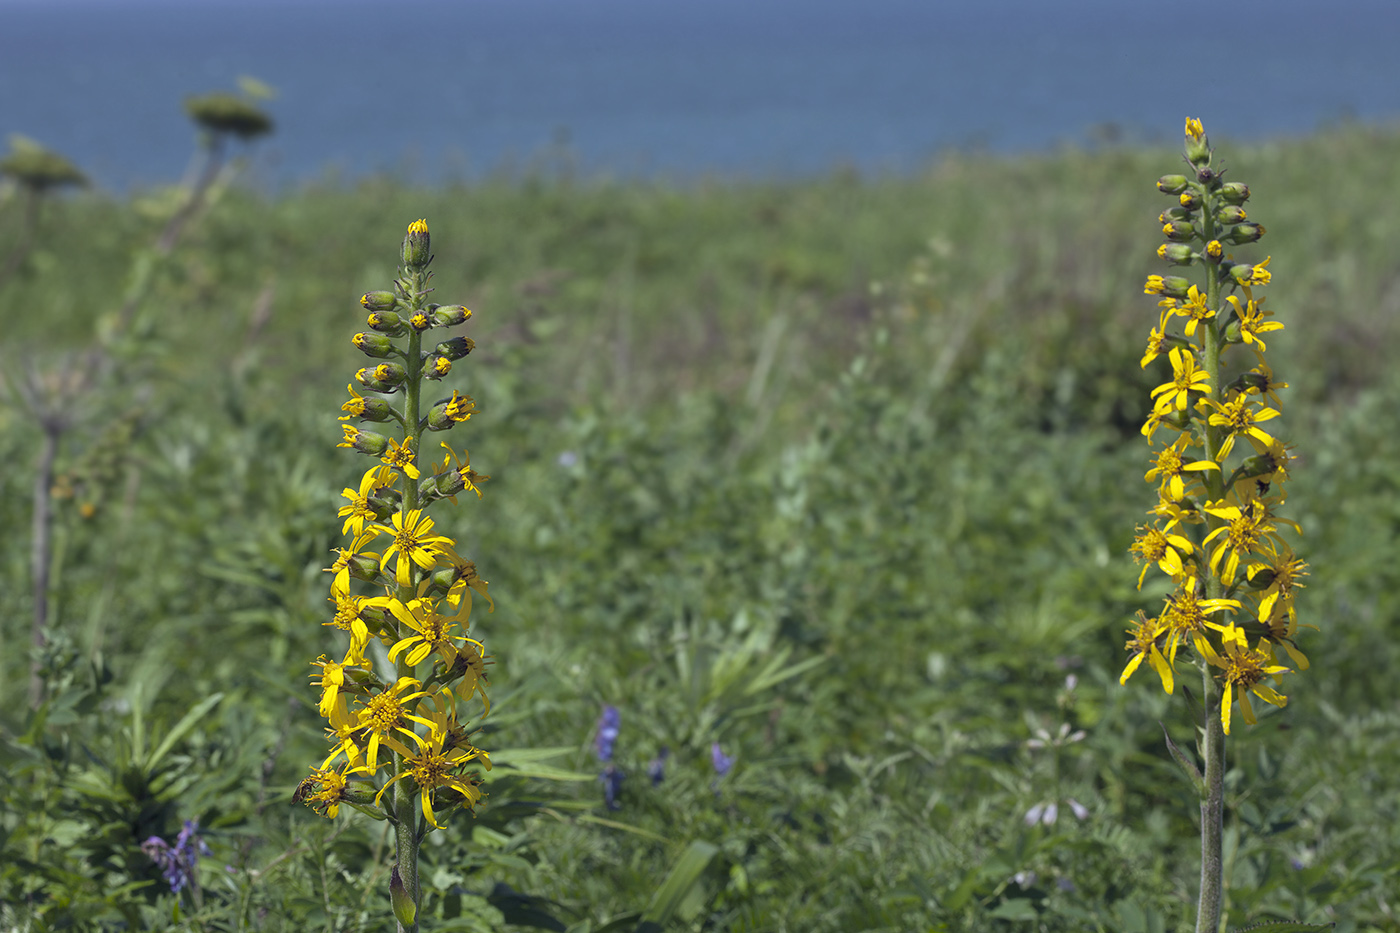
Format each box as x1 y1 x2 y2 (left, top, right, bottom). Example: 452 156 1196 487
1230 924 1335 933
145 692 224 772
640 840 719 926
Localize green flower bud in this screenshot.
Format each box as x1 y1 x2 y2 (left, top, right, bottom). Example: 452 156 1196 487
1216 206 1247 225
1178 191 1202 211
344 393 394 422
1205 239 1223 262
1223 318 1243 344
339 426 388 456
352 332 395 358
1144 275 1191 299
348 552 381 583
432 304 472 327
366 310 406 334
1226 262 1257 285
435 336 475 360
1162 221 1196 242
372 362 407 387
366 494 398 522
359 605 391 636
409 311 433 332
391 867 417 928
424 355 453 380
354 368 396 393
1156 243 1195 265
402 219 431 269
1226 223 1265 244
1158 206 1192 224
1183 118 1210 165
1244 563 1276 590
360 290 398 313
1219 182 1250 204
1157 175 1190 195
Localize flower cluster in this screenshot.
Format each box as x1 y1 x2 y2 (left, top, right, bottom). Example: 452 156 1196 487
141 819 210 899
298 220 493 831
1123 120 1309 735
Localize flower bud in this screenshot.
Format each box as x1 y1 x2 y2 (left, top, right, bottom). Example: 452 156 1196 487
402 219 431 269
1144 275 1191 299
432 305 472 327
1219 182 1250 204
354 368 396 393
1162 221 1196 242
366 310 405 334
424 355 453 380
1156 243 1194 265
1216 206 1247 225
409 311 433 332
339 426 389 456
1183 118 1210 165
1205 240 1223 262
1223 318 1243 344
1244 564 1277 590
1178 191 1202 211
348 552 381 583
372 362 407 387
1226 223 1265 244
1157 175 1189 195
360 291 398 313
342 393 394 423
390 866 417 927
1226 263 1257 286
435 336 475 360
352 332 395 358
1159 207 1191 224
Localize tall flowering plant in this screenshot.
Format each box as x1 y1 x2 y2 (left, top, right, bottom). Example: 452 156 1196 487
1124 120 1310 932
296 220 493 932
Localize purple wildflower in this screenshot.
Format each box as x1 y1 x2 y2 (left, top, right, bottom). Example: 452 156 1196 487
141 819 210 897
710 743 734 778
647 746 670 786
600 763 624 810
595 705 621 763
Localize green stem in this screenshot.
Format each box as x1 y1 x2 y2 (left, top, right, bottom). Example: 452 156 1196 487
392 265 426 933
1195 203 1227 933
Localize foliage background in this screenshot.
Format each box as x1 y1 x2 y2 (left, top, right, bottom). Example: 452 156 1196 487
3 124 1400 931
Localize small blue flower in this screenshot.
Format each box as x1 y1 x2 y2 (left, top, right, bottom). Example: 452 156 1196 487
141 819 210 897
647 746 670 786
710 742 734 778
600 763 624 810
595 705 621 762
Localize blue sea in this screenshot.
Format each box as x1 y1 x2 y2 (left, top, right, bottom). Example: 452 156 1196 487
3 0 1399 191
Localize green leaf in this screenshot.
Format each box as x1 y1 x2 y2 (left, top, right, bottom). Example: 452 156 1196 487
640 840 719 926
145 692 224 771
1230 924 1335 933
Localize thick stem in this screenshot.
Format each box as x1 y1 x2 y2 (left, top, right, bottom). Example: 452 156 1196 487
392 265 427 933
1196 664 1226 933
29 423 60 709
1194 203 1227 933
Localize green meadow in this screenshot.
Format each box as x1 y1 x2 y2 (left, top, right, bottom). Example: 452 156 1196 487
4 123 1400 931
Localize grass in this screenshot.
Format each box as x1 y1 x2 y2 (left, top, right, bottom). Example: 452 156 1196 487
3 121 1400 931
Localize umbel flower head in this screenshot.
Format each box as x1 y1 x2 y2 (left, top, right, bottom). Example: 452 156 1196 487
1123 120 1309 735
301 219 494 834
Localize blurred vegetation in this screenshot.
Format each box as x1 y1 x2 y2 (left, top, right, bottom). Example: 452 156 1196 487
3 121 1400 931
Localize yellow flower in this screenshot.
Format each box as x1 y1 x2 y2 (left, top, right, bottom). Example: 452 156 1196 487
381 437 420 479
1150 347 1211 413
1144 434 1219 502
1121 612 1174 694
1160 586 1237 667
374 689 490 829
1129 524 1194 589
338 466 397 537
1225 294 1284 352
379 508 459 588
1177 286 1214 337
1185 118 1205 141
357 677 434 772
1209 625 1288 735
1202 498 1298 586
1204 394 1279 459
296 767 350 819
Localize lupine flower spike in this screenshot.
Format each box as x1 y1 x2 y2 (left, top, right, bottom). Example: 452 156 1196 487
299 220 494 931
1126 119 1310 933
